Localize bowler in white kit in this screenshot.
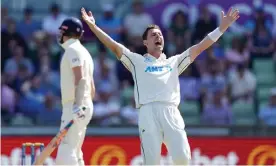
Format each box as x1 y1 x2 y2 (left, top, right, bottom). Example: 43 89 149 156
81 7 239 165
55 17 95 165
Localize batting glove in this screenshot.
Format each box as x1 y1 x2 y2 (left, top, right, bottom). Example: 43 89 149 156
72 105 86 121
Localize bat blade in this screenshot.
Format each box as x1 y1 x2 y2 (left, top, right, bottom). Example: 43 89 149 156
33 120 74 165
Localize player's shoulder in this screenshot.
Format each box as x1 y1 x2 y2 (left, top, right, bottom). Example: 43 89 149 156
67 43 91 56
167 52 185 62
121 48 144 61
132 52 144 57
65 44 78 53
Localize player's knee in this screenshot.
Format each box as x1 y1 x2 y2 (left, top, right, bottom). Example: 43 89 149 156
173 158 190 165
142 151 161 165
172 151 191 165
56 155 78 165
77 150 85 165
78 159 85 166
143 158 160 165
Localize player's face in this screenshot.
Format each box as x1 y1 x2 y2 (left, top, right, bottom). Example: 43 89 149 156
144 28 164 52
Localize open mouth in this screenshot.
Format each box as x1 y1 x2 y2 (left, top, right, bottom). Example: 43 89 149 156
155 41 162 46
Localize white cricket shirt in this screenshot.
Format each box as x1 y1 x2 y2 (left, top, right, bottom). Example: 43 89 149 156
119 45 191 108
60 39 94 105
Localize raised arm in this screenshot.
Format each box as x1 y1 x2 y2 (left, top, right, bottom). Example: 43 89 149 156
81 8 124 59
190 8 240 61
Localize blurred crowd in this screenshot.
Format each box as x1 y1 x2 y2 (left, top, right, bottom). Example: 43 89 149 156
1 1 276 127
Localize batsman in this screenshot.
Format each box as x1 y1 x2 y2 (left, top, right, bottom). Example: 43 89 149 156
55 17 95 165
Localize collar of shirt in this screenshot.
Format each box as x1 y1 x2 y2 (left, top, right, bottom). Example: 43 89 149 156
61 38 80 49
143 53 166 62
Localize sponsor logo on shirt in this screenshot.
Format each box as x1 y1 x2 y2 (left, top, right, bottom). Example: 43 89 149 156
145 65 172 73
144 58 152 63
72 58 80 63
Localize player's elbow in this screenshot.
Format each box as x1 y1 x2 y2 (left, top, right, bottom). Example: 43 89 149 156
190 44 202 61
196 43 205 55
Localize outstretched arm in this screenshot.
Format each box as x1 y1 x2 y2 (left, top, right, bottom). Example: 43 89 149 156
190 8 240 61
81 8 124 59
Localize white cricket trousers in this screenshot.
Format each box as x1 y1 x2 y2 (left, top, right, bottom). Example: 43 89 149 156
138 102 191 165
55 99 93 165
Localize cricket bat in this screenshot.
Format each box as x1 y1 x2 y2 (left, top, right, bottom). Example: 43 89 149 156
33 120 74 165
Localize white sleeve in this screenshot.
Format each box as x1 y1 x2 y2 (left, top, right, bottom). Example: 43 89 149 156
173 48 192 75
118 44 142 72
66 48 83 68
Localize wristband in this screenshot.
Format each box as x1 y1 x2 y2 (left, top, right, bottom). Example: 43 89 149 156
208 28 223 42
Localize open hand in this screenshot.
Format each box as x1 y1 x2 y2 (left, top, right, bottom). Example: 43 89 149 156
81 7 95 25
219 7 240 32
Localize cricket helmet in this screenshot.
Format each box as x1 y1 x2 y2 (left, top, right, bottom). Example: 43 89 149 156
59 17 84 37
58 17 84 44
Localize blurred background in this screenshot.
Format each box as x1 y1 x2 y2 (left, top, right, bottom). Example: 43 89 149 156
1 0 276 165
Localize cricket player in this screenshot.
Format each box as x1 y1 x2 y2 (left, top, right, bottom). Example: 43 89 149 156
81 7 239 165
55 17 95 165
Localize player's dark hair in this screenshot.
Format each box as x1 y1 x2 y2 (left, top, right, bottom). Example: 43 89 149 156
142 24 161 40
